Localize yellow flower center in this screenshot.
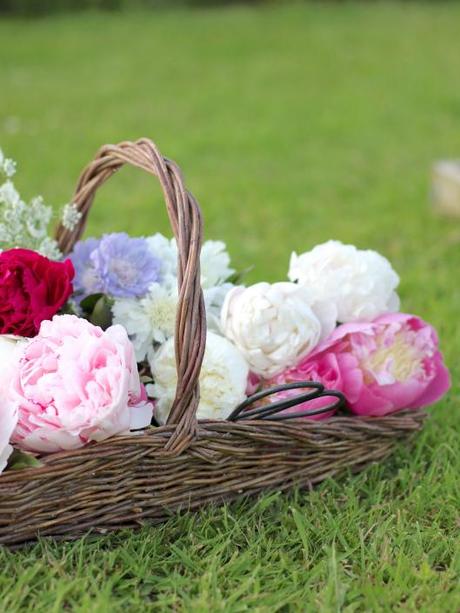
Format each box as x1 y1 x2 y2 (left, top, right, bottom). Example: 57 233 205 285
363 330 423 383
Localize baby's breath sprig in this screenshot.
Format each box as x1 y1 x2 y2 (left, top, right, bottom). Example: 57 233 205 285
61 202 82 231
0 147 82 260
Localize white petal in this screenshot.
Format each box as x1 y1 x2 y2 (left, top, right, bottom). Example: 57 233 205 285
129 401 153 429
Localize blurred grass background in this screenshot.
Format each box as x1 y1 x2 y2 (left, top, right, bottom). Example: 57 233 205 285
0 2 459 610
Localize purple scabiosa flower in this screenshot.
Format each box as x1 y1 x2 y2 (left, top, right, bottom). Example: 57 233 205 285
92 232 161 298
69 237 103 297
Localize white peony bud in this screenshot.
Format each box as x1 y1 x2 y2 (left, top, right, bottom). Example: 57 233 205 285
288 240 400 323
149 331 249 422
0 335 24 473
220 282 337 378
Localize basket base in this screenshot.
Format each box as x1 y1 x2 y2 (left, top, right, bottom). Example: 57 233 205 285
0 412 426 547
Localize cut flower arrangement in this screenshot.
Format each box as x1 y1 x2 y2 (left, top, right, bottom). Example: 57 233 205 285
0 139 451 545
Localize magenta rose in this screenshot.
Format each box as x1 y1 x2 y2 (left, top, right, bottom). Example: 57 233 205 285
0 249 75 337
267 313 450 417
2 315 153 453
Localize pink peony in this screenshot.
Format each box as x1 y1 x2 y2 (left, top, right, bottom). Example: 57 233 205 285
267 313 450 418
3 315 153 453
247 371 261 396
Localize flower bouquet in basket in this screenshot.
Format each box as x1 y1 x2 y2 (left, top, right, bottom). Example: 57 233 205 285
0 139 450 546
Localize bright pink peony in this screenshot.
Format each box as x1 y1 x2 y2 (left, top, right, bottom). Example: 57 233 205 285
3 315 153 453
247 371 261 396
267 313 450 417
0 249 74 337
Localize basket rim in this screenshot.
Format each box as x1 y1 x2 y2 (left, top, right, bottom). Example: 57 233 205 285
0 409 427 484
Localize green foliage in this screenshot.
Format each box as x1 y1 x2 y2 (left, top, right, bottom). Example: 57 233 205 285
0 2 459 609
80 293 114 329
0 0 123 16
7 449 42 471
0 0 267 16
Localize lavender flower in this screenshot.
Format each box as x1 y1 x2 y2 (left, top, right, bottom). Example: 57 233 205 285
69 237 103 297
73 232 161 299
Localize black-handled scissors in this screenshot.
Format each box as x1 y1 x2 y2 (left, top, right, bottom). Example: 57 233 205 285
227 381 347 422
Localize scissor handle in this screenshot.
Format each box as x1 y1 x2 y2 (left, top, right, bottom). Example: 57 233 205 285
227 381 347 422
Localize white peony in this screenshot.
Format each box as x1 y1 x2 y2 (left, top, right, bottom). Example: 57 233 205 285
288 240 400 323
0 335 24 473
112 282 178 363
148 331 249 422
221 282 337 378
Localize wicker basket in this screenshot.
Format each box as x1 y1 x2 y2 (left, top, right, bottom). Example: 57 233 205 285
0 139 426 546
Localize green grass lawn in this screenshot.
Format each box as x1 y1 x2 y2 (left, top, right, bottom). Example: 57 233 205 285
1 2 459 610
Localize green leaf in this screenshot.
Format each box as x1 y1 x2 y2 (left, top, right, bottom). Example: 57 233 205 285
8 449 42 471
59 301 79 316
80 293 106 316
226 266 254 285
90 295 114 330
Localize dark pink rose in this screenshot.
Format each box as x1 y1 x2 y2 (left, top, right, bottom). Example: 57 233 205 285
0 248 74 337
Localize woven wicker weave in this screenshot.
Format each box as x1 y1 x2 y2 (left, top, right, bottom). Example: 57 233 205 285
0 139 426 546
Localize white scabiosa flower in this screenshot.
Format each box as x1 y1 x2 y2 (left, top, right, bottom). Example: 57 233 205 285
147 234 234 289
200 240 235 288
221 282 337 378
288 240 400 323
149 331 249 422
146 233 178 281
112 282 178 362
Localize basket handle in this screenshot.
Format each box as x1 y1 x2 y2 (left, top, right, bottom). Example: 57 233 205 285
55 138 206 454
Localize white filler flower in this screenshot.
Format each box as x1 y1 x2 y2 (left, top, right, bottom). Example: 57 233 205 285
61 202 82 231
203 282 234 333
112 282 178 362
149 331 249 422
147 234 234 289
288 240 400 323
221 282 337 378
